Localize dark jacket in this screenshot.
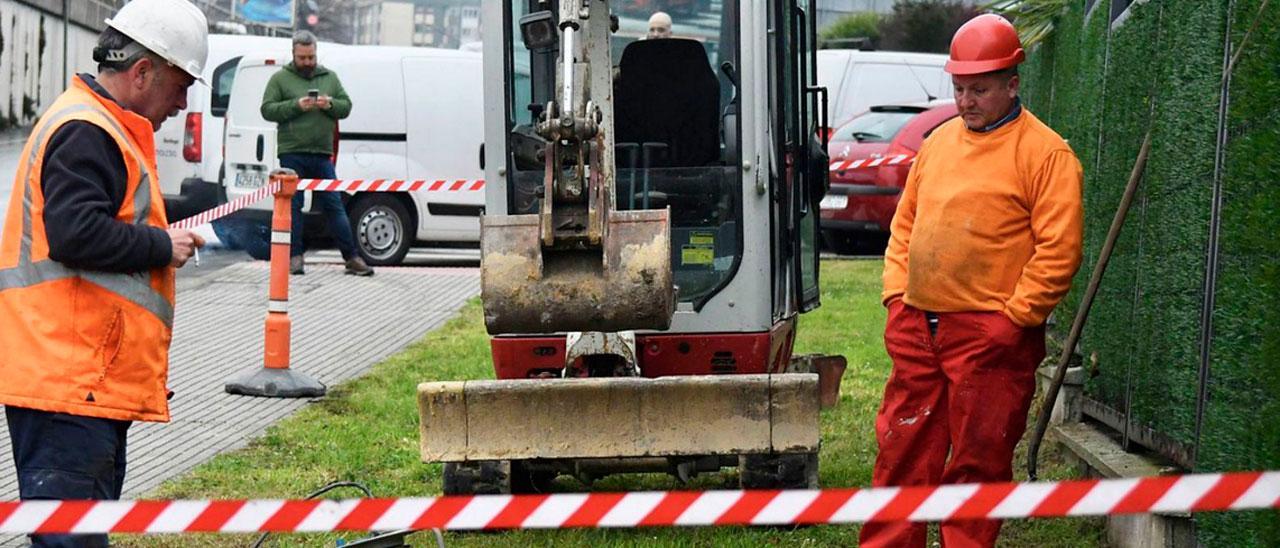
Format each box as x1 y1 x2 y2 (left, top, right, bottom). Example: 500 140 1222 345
260 63 352 155
40 74 172 272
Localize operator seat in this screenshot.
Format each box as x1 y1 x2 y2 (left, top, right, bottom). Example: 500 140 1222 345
614 38 720 168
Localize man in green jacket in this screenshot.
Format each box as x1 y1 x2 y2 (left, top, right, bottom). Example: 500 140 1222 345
261 30 372 276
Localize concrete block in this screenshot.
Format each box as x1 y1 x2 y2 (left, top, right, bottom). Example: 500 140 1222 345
1037 365 1085 425
1107 512 1198 548
1052 421 1196 548
1052 422 1166 478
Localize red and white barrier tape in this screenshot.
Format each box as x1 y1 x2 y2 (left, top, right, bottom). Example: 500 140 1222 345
168 181 283 230
0 471 1275 535
167 178 484 230
829 153 915 172
298 179 485 193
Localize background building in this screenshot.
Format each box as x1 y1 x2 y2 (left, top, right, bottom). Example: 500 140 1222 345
352 0 481 48
0 0 124 129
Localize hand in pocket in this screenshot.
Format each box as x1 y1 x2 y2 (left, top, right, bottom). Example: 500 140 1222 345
985 310 1027 348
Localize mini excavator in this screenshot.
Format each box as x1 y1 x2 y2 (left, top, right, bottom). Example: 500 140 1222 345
418 0 838 493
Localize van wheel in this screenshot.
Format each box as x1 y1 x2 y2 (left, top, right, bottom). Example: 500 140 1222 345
350 194 414 266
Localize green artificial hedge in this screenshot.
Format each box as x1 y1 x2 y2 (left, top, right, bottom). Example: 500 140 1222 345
1020 1 1279 545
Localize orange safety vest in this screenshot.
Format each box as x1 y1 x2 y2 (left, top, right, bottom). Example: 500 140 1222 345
0 78 176 422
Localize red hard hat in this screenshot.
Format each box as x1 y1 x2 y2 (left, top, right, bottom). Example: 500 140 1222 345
945 14 1025 75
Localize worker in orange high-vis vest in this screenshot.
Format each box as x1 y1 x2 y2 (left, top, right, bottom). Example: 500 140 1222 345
0 1 208 546
859 14 1084 548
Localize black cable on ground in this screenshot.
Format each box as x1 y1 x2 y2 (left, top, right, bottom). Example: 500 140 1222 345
248 481 446 548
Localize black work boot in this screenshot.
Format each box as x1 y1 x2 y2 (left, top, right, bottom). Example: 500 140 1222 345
290 255 305 275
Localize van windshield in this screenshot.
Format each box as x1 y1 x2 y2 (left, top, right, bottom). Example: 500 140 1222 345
504 0 742 309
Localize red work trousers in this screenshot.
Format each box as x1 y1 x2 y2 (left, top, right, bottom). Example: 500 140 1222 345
859 301 1045 548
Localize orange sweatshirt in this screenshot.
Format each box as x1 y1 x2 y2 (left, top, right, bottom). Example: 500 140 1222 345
882 108 1083 327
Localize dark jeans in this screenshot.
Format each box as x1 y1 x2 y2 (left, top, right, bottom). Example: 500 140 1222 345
6 406 131 548
278 153 358 260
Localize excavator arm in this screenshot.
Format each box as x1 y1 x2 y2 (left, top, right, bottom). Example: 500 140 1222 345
480 0 675 335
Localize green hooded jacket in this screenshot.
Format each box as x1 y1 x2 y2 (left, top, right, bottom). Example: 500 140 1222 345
260 63 352 156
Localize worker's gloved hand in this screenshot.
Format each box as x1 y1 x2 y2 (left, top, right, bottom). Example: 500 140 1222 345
167 228 206 268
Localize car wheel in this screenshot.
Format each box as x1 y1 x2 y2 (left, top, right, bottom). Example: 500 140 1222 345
349 194 415 266
821 229 860 256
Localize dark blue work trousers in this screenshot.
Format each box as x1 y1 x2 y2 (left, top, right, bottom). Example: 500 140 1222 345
6 405 131 547
279 153 359 260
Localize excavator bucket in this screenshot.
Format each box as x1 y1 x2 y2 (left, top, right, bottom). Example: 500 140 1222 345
479 208 674 335
418 373 820 462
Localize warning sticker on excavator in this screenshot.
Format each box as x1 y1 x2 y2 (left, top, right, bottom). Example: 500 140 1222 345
682 232 715 265
682 246 714 265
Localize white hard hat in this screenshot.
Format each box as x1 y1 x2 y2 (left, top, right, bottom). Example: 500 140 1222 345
104 0 209 83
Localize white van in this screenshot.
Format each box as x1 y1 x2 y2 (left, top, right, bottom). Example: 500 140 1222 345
155 34 293 220
817 50 953 127
221 45 485 265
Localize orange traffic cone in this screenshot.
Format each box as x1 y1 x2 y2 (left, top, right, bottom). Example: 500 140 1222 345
226 169 326 398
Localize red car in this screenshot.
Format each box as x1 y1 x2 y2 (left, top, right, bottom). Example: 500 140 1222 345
820 101 958 254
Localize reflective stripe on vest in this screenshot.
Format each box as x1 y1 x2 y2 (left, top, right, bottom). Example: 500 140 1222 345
0 103 172 326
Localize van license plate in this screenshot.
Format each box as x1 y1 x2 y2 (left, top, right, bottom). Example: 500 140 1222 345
820 194 848 210
234 170 266 189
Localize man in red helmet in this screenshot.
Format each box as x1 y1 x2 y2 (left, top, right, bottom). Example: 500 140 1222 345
860 14 1084 548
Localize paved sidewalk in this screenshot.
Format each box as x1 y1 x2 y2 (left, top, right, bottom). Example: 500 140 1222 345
0 258 478 544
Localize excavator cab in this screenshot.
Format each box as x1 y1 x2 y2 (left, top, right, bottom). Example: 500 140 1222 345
420 0 833 493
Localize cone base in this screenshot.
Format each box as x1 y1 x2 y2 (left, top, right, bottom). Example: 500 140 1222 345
225 368 327 398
